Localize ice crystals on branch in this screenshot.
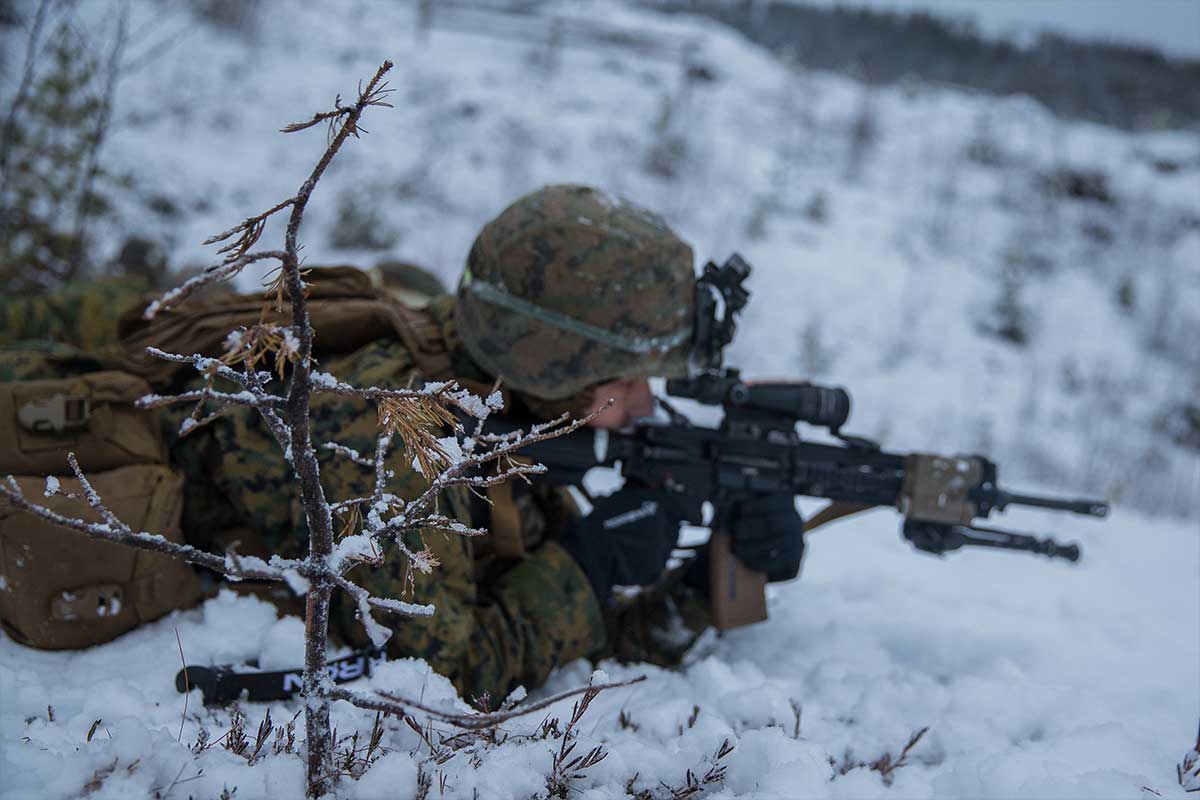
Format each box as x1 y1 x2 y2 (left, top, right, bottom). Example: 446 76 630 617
142 251 288 319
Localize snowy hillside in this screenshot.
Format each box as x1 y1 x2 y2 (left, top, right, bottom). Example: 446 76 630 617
1 1 1198 798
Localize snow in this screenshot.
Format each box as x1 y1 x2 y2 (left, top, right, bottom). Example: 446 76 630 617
258 615 308 671
364 597 435 618
280 568 311 597
3 510 1191 798
2 0 1198 798
309 370 341 390
455 387 505 420
330 534 379 572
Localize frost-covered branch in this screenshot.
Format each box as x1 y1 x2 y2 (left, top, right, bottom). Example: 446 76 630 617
309 371 500 418
327 674 646 731
322 441 378 468
137 346 290 440
239 356 292 449
138 387 282 411
143 250 287 319
144 346 275 389
332 574 434 650
203 198 295 263
371 433 393 507
379 411 597 540
0 468 287 582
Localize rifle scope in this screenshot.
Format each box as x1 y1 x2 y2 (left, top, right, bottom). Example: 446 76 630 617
666 373 851 431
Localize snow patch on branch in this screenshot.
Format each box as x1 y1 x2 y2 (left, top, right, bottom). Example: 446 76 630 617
224 553 277 581
368 596 434 618
330 534 379 572
454 387 505 419
279 327 301 359
357 598 392 649
310 370 343 390
282 569 311 596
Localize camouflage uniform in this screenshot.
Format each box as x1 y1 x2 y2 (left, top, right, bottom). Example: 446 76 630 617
0 185 710 700
0 283 613 702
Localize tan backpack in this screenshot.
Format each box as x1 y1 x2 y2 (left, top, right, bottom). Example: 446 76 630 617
0 368 202 649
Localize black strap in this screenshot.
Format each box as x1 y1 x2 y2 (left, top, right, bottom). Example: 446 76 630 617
175 648 383 704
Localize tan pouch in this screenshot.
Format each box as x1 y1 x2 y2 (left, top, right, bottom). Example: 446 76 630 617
0 463 201 649
0 371 164 475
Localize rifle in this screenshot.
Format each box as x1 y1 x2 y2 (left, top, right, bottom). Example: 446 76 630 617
486 254 1109 630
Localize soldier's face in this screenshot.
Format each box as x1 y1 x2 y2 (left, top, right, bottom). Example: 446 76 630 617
586 377 654 429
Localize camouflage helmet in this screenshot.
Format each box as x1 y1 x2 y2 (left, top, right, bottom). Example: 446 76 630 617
455 184 695 401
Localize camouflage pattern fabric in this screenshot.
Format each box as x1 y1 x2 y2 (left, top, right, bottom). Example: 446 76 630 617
0 279 607 700
162 331 608 702
456 184 695 401
0 275 708 700
0 341 106 383
0 277 153 351
602 567 711 668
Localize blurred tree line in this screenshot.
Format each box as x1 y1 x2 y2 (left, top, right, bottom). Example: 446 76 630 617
646 0 1200 131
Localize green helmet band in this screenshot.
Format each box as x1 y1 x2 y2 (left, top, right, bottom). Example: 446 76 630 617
460 266 692 356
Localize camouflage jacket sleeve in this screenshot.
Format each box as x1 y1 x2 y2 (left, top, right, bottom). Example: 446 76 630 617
172 336 606 703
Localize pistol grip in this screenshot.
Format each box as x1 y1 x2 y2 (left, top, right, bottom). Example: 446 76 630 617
708 530 768 631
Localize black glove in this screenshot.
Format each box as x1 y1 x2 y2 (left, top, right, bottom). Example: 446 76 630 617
728 492 805 582
559 486 685 604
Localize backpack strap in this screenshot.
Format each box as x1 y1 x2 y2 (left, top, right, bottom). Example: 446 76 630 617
390 304 454 382
387 303 526 559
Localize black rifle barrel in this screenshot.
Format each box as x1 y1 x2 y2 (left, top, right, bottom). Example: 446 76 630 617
999 491 1109 518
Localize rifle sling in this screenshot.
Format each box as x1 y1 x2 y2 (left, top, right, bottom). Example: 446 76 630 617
804 501 874 532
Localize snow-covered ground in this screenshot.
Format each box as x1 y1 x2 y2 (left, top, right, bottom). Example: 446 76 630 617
1 1 1198 797
2 506 1194 799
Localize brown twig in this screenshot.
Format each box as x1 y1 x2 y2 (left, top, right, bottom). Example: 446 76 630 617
202 197 296 263
329 675 646 732
174 627 188 743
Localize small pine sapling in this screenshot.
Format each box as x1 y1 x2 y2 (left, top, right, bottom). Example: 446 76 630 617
0 61 637 798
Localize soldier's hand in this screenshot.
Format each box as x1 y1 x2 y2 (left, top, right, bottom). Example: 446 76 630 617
559 485 686 603
729 492 805 582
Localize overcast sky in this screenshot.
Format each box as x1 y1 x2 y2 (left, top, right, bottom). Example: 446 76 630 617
800 0 1200 59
